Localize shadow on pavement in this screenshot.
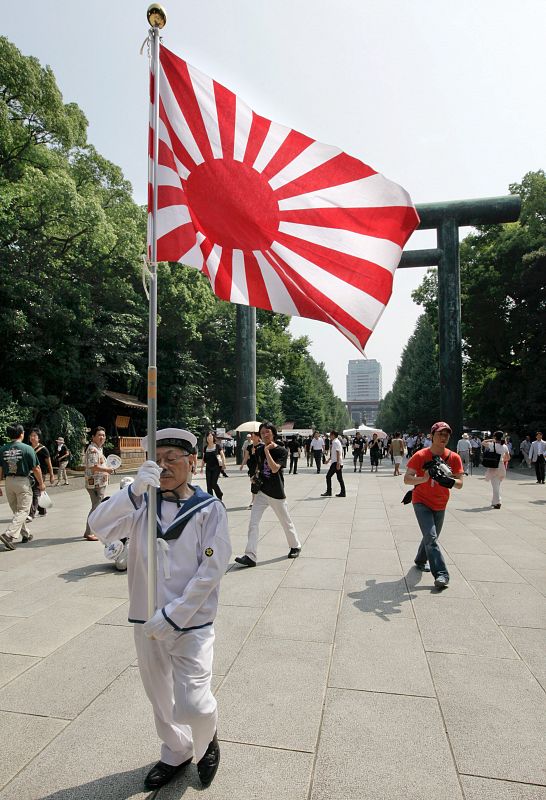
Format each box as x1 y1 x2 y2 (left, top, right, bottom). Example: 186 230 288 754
58 563 120 583
347 575 417 622
32 765 167 800
459 506 494 512
16 535 85 548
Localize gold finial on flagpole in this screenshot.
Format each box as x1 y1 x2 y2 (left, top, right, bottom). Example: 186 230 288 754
147 4 167 28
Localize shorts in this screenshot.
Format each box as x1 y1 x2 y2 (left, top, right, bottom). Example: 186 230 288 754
394 456 403 465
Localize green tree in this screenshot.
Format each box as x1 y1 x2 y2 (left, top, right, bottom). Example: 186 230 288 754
413 170 546 431
376 314 440 432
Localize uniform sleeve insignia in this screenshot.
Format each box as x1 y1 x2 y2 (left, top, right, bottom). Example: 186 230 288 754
205 547 214 557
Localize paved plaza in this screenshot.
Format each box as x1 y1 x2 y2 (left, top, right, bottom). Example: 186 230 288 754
0 458 545 799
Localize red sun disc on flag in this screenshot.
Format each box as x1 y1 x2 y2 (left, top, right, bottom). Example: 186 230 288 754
185 159 280 251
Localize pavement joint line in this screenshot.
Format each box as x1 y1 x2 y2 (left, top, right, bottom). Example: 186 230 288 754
421 648 522 660
0 707 71 721
215 738 315 755
402 528 470 798
325 685 437 700
303 473 359 800
458 772 546 788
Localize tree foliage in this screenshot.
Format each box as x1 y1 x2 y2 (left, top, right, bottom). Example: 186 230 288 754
411 170 546 432
376 314 440 432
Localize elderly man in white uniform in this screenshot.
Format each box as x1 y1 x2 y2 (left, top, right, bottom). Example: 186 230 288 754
89 428 231 791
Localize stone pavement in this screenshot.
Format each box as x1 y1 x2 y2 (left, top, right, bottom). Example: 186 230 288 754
0 458 545 800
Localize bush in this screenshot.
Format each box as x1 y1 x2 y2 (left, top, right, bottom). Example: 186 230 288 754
36 405 87 467
0 391 34 445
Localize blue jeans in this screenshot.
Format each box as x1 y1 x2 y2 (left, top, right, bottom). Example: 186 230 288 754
413 503 448 579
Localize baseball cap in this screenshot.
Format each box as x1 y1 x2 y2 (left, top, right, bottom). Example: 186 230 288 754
430 421 452 435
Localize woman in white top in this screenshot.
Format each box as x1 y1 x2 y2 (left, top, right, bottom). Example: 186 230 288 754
482 430 510 509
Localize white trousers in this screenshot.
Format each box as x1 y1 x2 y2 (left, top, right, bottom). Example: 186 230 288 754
490 475 503 506
245 491 301 562
134 624 217 765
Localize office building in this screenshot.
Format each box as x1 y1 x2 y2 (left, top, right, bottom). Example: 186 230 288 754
346 359 382 426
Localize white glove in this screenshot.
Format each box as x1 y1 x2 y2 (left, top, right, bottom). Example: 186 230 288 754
143 608 173 640
131 460 162 497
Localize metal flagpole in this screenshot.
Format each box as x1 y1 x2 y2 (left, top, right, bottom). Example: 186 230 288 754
145 4 167 619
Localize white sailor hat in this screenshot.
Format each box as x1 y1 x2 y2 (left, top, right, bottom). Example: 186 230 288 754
141 428 197 454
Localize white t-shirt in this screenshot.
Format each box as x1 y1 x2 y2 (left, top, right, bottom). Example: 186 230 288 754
330 438 343 463
457 438 471 453
310 436 325 451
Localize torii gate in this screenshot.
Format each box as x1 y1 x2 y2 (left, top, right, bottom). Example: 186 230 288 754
235 194 521 453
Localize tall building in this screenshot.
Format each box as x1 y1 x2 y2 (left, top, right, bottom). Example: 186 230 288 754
346 359 382 426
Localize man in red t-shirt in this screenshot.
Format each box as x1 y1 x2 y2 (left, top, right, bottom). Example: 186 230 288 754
404 421 464 589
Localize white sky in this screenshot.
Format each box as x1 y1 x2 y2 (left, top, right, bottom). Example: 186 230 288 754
10 0 546 398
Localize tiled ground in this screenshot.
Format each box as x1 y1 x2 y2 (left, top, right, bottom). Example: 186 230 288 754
0 457 544 799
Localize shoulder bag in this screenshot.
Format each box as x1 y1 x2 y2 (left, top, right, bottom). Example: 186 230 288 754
482 443 501 469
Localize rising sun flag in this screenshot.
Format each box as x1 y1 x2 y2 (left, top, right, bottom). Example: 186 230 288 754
148 45 420 351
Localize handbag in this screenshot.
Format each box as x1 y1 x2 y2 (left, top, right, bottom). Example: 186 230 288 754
250 472 263 494
482 443 501 468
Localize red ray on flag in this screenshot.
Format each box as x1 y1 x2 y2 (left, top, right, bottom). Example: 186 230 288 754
148 46 420 352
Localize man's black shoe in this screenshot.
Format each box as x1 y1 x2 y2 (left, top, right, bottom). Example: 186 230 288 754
287 547 301 558
144 758 192 790
234 555 256 568
320 491 331 497
414 561 431 572
21 533 34 543
434 575 449 590
335 493 346 497
198 733 220 787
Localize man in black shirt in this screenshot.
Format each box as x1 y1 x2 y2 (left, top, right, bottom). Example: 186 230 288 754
235 422 301 568
352 432 365 472
287 436 301 474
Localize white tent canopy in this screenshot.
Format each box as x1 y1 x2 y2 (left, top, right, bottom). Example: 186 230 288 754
343 424 387 439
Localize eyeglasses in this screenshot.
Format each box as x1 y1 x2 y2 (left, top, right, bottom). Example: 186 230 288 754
155 454 190 467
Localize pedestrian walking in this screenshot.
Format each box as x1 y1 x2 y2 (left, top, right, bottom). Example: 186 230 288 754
352 431 365 472
28 428 55 518
200 432 225 500
470 434 482 467
310 431 325 473
369 434 380 472
321 431 346 497
403 421 464 590
84 426 114 541
519 435 531 468
54 436 70 485
389 432 405 476
529 431 546 484
234 422 301 567
456 432 471 475
0 424 45 550
287 436 302 474
482 431 510 508
89 428 230 791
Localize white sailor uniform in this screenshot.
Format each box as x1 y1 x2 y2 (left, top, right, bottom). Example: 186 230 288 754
89 484 231 766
